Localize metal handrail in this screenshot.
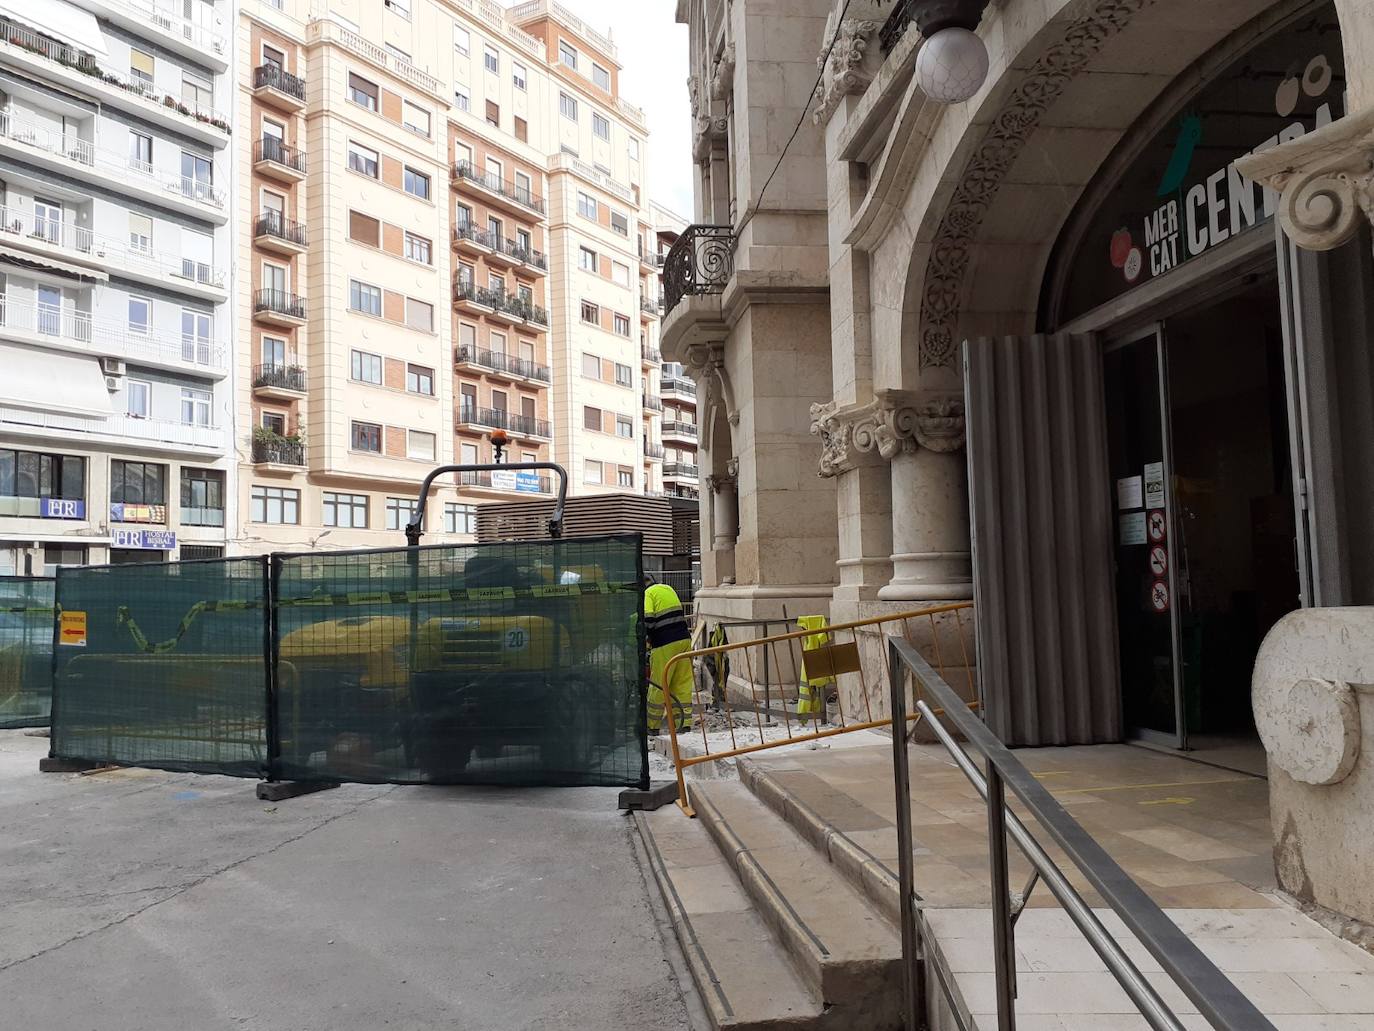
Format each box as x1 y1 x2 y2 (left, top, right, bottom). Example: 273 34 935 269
886 638 1275 1031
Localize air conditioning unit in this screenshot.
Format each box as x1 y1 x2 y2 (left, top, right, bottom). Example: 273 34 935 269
101 358 126 376
104 376 120 392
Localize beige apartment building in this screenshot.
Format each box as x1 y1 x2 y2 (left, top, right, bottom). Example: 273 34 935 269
235 0 663 553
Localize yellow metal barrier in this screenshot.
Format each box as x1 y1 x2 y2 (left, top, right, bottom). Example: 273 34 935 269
663 602 976 816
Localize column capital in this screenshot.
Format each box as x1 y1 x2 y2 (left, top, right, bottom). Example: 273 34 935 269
810 391 965 477
1234 106 1374 251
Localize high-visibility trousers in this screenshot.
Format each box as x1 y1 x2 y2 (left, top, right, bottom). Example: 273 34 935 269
797 615 834 719
648 637 694 732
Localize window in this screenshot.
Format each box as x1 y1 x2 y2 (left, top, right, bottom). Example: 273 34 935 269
385 496 416 530
261 412 286 436
182 73 212 111
515 171 533 205
180 387 211 427
616 415 633 437
610 210 629 236
404 167 431 199
351 349 382 384
618 468 634 487
182 310 212 364
181 152 212 199
349 73 379 110
456 204 473 229
457 261 475 288
517 228 532 255
583 406 602 431
261 336 286 367
485 100 499 128
485 156 503 183
460 441 478 465
488 272 505 295
487 216 503 244
512 62 526 90
262 46 284 71
323 492 368 528
577 193 597 219
402 101 430 137
584 460 602 485
581 300 600 324
404 232 432 265
628 137 640 161
514 116 528 142
612 261 630 286
454 87 470 112
351 422 382 453
128 297 151 335
593 63 611 91
581 353 600 378
0 449 85 508
613 313 631 337
350 280 382 316
559 40 578 69
560 92 578 121
484 45 498 74
36 286 60 336
489 332 507 357
129 131 153 172
251 485 299 524
593 112 610 140
444 502 476 534
453 25 470 56
130 48 154 87
348 141 379 178
384 0 410 18
180 469 225 527
42 544 87 574
406 364 435 395
408 430 436 461
615 363 633 387
110 461 166 506
405 298 434 332
579 246 597 272
348 209 381 246
126 380 150 419
518 283 533 306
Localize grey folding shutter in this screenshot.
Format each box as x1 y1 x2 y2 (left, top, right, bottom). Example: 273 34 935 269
964 334 1121 746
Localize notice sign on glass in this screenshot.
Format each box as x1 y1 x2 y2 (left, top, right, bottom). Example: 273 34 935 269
1117 476 1144 511
1120 512 1148 546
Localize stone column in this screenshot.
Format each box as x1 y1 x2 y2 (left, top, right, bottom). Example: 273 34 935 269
810 400 893 605
706 462 739 585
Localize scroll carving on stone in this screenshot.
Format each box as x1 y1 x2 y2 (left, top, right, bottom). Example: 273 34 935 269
810 392 966 476
813 18 880 125
709 43 736 101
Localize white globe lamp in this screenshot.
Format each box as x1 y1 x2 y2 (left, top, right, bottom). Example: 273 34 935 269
916 26 989 104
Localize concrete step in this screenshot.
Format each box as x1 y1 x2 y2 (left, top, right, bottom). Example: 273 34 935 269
691 781 905 1030
635 806 827 1030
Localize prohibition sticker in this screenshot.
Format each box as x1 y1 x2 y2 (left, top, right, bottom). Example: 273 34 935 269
1150 580 1170 614
1147 509 1167 543
1148 546 1168 577
59 610 87 647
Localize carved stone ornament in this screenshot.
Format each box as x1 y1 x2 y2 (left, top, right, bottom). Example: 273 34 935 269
687 74 701 119
813 18 880 125
810 393 966 476
919 0 1157 370
692 114 730 162
709 42 736 101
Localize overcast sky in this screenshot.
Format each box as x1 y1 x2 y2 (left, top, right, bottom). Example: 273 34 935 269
548 1 694 219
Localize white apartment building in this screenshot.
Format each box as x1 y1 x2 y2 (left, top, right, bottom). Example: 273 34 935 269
0 0 233 573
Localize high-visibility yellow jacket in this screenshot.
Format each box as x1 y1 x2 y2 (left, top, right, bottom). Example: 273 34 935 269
645 583 693 731
798 615 835 688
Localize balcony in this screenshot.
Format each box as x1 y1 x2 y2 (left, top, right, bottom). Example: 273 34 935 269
0 109 227 223
253 64 307 111
254 211 309 255
663 224 735 317
639 247 665 272
661 420 699 442
252 434 306 471
452 282 548 329
643 442 664 461
456 406 551 440
451 160 546 216
255 138 308 182
457 470 553 495
253 289 307 326
664 462 700 481
454 223 549 276
79 0 230 72
452 222 495 255
0 204 226 299
454 344 551 384
252 364 308 400
643 394 663 413
641 296 662 319
0 293 226 377
641 344 662 365
0 406 223 455
661 376 698 398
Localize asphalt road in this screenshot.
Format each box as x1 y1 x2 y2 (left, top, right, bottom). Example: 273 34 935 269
0 731 699 1031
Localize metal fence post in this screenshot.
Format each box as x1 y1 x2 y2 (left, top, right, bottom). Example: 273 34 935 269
889 637 926 1031
263 555 281 783
986 761 1017 1030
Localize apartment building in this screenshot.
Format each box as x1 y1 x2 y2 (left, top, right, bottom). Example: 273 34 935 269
0 0 234 575
648 204 696 502
233 0 662 554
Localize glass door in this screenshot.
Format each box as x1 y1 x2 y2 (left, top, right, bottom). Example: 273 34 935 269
1103 323 1184 747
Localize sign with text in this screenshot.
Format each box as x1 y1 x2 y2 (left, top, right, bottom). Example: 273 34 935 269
40 498 85 520
109 503 167 524
110 528 176 551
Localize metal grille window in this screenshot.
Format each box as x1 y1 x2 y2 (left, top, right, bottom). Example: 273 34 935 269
251 485 299 524
323 491 368 528
350 280 382 316
385 496 416 531
110 461 166 506
406 364 434 395
444 502 476 534
349 73 378 110
404 167 430 199
180 468 224 527
593 112 610 140
0 449 85 501
351 350 382 384
351 422 382 453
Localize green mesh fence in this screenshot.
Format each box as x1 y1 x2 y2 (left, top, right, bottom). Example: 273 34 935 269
50 559 269 777
274 537 647 787
0 576 55 729
49 536 648 789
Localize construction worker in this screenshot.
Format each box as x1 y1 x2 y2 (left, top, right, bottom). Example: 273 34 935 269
796 615 834 722
643 575 693 735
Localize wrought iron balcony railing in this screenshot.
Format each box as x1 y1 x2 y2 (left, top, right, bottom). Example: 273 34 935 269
254 64 306 101
454 344 551 383
255 136 307 174
254 288 307 320
252 364 308 392
664 462 700 479
642 394 663 412
641 296 662 317
663 224 734 316
641 344 662 364
254 210 308 247
456 406 551 439
661 420 699 439
451 160 545 214
457 470 553 493
661 376 697 396
452 281 547 327
252 436 305 466
643 442 665 459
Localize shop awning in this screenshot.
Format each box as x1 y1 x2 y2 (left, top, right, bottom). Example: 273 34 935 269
0 0 109 57
0 343 112 418
0 245 106 283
